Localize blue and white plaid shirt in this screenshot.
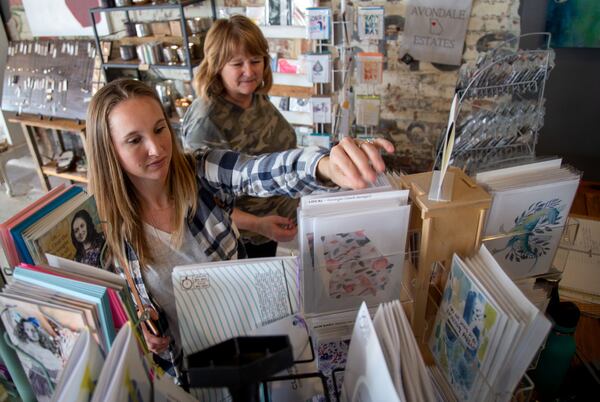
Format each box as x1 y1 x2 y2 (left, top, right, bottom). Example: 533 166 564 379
117 147 331 329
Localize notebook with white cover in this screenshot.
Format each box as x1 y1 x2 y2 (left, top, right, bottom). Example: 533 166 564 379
91 322 151 402
250 314 326 401
172 256 300 356
341 302 400 402
173 257 306 401
51 329 104 402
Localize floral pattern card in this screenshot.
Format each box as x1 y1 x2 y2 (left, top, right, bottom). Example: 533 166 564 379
319 231 393 299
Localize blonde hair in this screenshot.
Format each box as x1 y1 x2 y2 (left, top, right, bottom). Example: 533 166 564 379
85 78 197 268
194 15 273 99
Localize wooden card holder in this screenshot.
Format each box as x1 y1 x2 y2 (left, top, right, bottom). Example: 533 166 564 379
399 167 491 340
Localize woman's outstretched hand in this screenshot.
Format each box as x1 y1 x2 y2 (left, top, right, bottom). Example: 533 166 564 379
316 137 394 189
256 215 297 243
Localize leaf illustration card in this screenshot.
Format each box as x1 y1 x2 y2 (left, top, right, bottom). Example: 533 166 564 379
484 224 564 279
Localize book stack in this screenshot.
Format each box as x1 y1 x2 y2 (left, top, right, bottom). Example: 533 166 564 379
428 246 552 402
0 184 106 269
476 158 580 279
0 257 132 402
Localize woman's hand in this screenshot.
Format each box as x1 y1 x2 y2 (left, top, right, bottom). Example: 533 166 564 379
141 323 171 354
316 137 395 189
256 215 297 243
232 209 297 242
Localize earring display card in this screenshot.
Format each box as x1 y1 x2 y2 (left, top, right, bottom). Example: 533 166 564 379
357 6 385 40
2 40 97 120
305 53 332 83
311 97 332 124
357 52 384 84
306 7 331 40
355 95 381 127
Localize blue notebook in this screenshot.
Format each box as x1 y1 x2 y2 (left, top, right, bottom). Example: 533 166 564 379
13 267 116 350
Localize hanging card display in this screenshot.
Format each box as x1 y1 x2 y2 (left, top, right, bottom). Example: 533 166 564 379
305 53 331 83
311 97 332 124
355 95 381 127
306 7 331 40
357 6 385 40
357 52 384 84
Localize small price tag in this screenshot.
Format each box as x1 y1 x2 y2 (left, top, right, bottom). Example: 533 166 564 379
139 63 150 71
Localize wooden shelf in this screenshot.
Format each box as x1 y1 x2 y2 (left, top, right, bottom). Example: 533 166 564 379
103 57 201 70
8 114 85 131
8 114 87 192
269 84 314 98
42 161 88 184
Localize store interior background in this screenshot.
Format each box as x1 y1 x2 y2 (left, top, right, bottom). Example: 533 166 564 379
521 0 600 182
0 1 597 399
0 0 598 183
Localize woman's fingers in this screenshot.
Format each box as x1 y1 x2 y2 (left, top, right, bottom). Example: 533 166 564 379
329 138 368 188
359 138 394 173
327 137 395 189
141 324 170 354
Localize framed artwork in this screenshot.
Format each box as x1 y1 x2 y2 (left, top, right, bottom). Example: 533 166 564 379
546 0 600 48
22 0 110 37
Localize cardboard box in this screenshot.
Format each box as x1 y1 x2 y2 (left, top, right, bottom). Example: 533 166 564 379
150 21 171 37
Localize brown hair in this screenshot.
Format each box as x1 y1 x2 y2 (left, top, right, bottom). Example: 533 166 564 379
85 78 197 268
194 15 273 99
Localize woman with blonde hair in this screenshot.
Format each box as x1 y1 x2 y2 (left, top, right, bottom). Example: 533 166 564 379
183 15 298 258
86 78 393 379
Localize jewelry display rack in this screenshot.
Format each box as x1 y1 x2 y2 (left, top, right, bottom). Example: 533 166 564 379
447 33 555 175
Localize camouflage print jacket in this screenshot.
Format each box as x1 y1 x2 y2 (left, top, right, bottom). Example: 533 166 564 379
182 94 298 245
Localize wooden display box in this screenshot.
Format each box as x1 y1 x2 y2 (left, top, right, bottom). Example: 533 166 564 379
399 167 491 340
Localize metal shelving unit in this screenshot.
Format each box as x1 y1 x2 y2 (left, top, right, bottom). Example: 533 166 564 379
89 0 215 83
447 33 555 175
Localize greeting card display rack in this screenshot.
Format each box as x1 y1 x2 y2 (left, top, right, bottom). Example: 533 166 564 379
399 167 492 340
447 33 555 175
